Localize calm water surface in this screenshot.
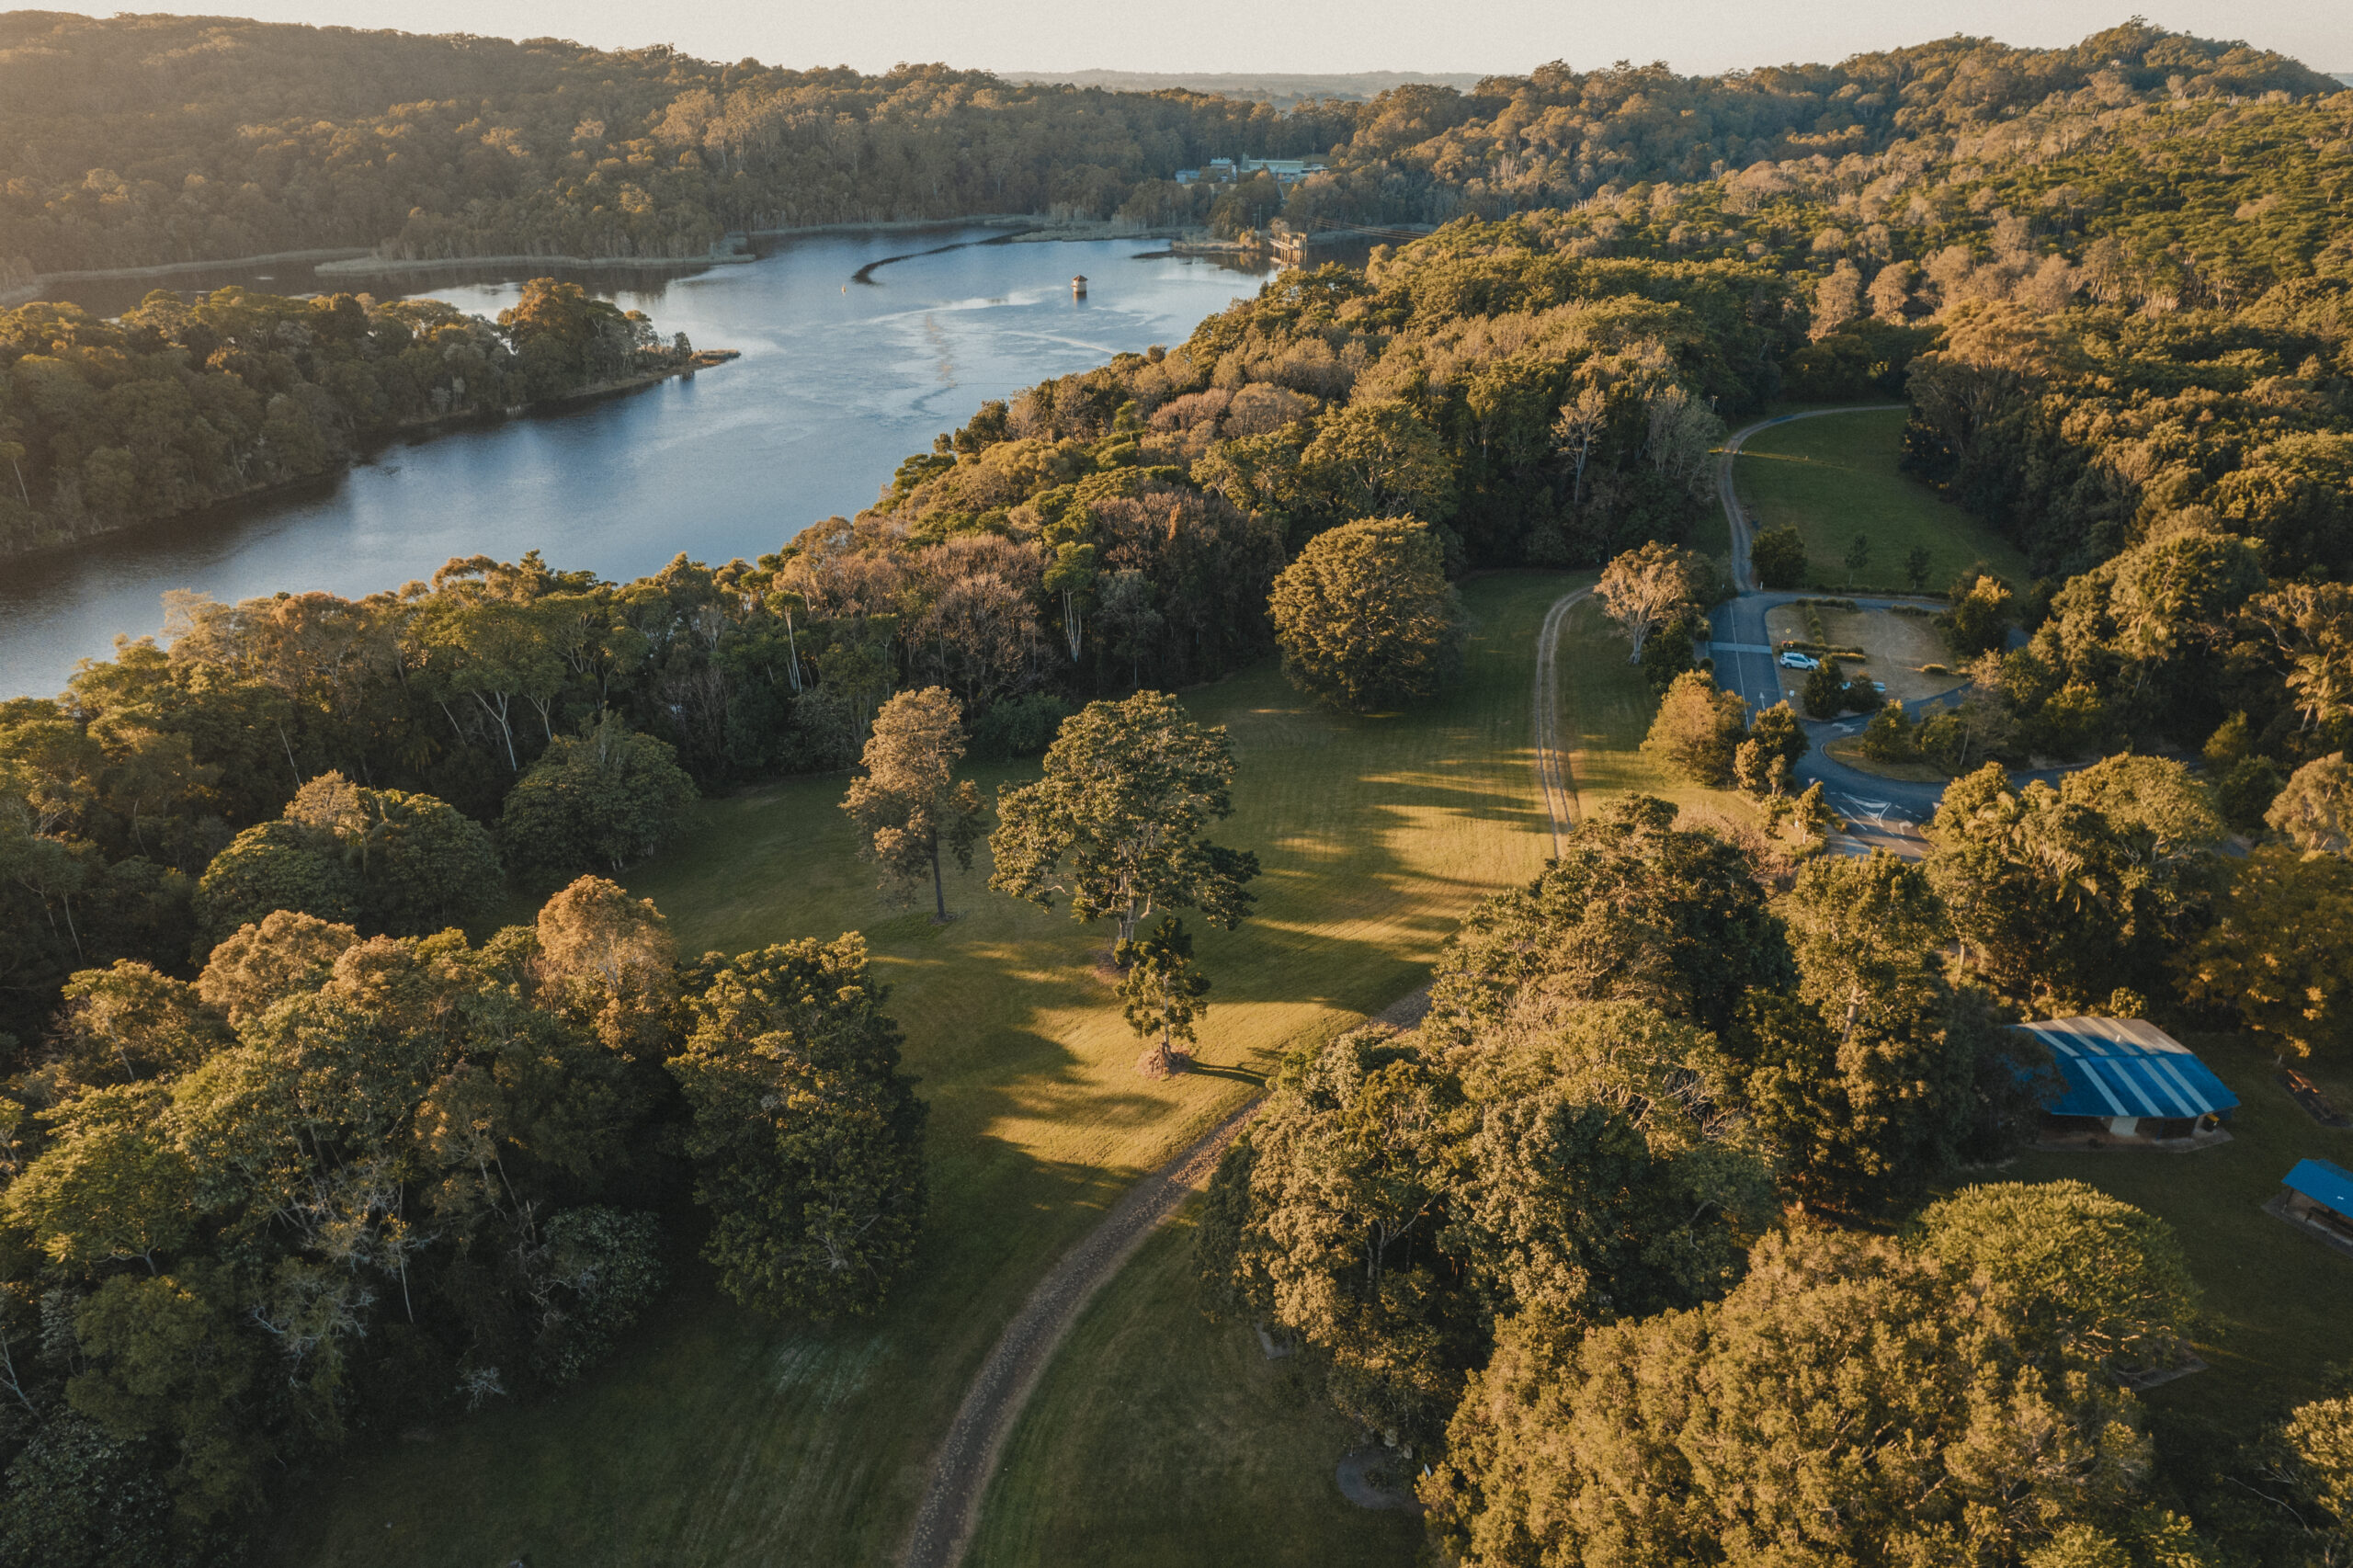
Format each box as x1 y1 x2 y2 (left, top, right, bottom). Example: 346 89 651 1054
0 231 1271 697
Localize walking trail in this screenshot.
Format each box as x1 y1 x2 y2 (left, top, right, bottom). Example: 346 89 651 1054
895 586 1590 1568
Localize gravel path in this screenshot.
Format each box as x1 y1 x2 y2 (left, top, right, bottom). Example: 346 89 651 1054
1533 586 1591 851
896 1101 1259 1568
898 588 1576 1567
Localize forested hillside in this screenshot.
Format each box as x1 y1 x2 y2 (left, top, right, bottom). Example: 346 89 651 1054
0 12 1347 276
0 15 2336 280
6 18 2353 1567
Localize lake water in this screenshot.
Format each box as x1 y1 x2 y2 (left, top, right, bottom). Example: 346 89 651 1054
0 230 1272 698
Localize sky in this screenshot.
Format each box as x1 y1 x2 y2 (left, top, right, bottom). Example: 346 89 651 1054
122 0 2353 75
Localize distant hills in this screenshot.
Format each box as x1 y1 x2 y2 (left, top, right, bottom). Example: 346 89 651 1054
1002 69 1495 105
2337 73 2353 86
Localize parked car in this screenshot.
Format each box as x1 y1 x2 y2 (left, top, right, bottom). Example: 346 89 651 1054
1778 650 1820 670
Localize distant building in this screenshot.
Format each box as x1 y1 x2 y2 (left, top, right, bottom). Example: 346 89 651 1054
2016 1017 2237 1148
1238 157 1328 184
1174 168 1202 185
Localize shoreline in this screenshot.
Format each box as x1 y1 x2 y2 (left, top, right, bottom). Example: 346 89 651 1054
0 350 740 564
0 247 377 309
3 218 1227 308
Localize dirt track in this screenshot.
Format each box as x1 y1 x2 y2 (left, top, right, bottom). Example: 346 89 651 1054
898 587 1588 1567
1532 587 1590 851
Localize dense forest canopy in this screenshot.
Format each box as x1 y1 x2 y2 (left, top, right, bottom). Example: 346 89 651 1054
0 15 2337 281
5 16 2353 1566
0 277 703 553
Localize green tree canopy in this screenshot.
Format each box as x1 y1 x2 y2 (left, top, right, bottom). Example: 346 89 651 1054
840 687 984 920
1268 517 1465 711
668 935 926 1319
988 690 1259 945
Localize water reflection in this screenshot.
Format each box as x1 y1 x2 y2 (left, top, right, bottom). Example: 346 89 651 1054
0 229 1273 697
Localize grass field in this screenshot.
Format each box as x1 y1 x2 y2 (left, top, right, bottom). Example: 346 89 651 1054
1553 595 1753 829
962 585 1746 1566
264 572 1573 1567
1735 408 2032 593
1997 1038 2353 1431
970 1214 1425 1567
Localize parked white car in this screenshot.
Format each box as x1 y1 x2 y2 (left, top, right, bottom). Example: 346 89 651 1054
1778 650 1820 670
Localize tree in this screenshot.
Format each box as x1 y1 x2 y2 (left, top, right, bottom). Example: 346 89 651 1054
1114 916 1209 1076
192 818 357 949
2177 846 2353 1059
1927 759 2222 1006
1640 669 1748 785
1845 531 1871 588
1298 399 1456 523
1268 517 1464 711
2276 1392 2353 1561
531 876 679 1058
1915 1180 2200 1380
1428 1228 2178 1568
841 687 983 920
1595 541 1703 664
988 690 1259 946
667 936 926 1319
1941 567 2016 659
1428 796 1792 1043
1904 546 1934 592
1750 526 1807 590
193 908 359 1029
1194 1026 1470 1442
1802 654 1849 718
500 713 696 883
194 772 497 949
2268 753 2353 855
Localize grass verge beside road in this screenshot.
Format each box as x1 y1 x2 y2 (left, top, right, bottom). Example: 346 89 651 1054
1736 408 2032 592
265 574 1568 1568
970 1215 1425 1567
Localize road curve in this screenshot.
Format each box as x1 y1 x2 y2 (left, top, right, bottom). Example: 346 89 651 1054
898 581 1596 1568
1710 403 1938 852
1715 404 1905 592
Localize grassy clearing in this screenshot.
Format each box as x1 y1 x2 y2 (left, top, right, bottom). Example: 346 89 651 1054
970 1213 1425 1567
1995 1039 2353 1430
1735 408 2032 593
265 573 1569 1568
1554 596 1754 830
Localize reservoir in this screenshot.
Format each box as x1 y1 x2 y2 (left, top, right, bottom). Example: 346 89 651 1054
0 229 1271 698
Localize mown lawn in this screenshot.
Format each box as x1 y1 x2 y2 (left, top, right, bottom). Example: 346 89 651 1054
1735 407 2033 594
970 1214 1426 1568
1997 1039 2353 1432
1554 595 1754 830
264 572 1571 1567
964 583 1748 1567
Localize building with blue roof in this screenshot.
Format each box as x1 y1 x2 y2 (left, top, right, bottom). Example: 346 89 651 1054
2271 1158 2353 1257
2016 1017 2238 1147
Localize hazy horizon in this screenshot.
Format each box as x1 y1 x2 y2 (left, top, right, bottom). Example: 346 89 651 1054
29 3 2349 80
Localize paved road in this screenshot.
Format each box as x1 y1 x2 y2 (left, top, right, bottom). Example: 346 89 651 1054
1711 405 1941 856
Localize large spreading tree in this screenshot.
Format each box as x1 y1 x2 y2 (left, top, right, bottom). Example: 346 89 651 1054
1268 516 1465 711
988 690 1259 947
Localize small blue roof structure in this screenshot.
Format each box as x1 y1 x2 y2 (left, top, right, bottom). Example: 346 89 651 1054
2016 1017 2240 1121
2285 1159 2353 1218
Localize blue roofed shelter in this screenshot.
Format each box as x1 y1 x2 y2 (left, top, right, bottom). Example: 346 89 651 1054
2277 1159 2353 1251
2017 1017 2238 1148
